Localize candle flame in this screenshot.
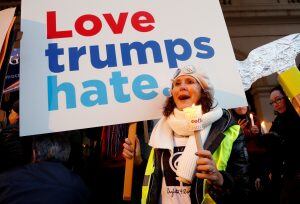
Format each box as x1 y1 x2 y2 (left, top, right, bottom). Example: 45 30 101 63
260 120 268 134
249 113 254 126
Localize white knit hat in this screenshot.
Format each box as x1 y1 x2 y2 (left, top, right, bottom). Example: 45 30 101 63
172 65 214 97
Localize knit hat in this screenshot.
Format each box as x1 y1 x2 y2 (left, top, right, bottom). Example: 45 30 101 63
12 100 19 114
172 65 214 96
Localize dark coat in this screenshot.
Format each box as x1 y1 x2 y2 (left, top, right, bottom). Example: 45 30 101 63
0 122 32 173
147 110 250 204
0 161 90 204
268 106 300 203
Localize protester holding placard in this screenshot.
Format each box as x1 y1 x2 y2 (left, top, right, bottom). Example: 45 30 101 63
123 65 250 204
267 85 300 204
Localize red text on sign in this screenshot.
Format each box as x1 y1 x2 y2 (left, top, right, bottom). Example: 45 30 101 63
47 11 155 39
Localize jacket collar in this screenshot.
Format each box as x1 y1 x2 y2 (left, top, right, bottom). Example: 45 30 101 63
203 109 233 154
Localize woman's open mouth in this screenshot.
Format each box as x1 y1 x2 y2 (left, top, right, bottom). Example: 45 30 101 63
178 94 190 100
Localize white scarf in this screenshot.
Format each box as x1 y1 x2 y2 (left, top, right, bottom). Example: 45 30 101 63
149 106 223 183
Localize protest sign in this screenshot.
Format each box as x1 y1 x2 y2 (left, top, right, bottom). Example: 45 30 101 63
3 48 20 94
0 8 16 56
21 0 247 136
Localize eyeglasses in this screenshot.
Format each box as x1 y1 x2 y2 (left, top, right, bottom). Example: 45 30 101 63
173 65 196 79
270 97 284 105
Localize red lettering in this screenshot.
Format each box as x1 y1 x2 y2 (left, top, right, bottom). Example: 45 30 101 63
75 14 102 36
47 11 72 39
103 12 128 34
131 11 155 32
47 11 155 39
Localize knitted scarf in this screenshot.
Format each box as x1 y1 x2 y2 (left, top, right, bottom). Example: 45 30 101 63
149 107 223 183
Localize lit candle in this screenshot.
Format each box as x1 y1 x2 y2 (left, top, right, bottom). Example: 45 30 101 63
261 121 268 134
183 104 202 119
183 104 203 151
249 113 254 127
180 104 203 184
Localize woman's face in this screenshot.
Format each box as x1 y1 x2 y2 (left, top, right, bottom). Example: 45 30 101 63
234 106 248 115
171 75 201 110
270 90 286 114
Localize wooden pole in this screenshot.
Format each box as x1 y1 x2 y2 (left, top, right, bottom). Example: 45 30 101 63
123 122 137 201
143 121 149 143
194 130 203 151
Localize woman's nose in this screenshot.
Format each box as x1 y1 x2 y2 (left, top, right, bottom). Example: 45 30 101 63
274 103 280 109
179 83 188 91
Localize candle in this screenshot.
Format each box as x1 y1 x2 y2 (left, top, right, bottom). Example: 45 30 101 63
261 121 268 134
183 104 203 151
249 113 254 127
183 104 202 119
180 104 203 184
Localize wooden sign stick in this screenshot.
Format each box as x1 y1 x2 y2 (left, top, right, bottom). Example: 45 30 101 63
194 130 203 151
123 122 137 201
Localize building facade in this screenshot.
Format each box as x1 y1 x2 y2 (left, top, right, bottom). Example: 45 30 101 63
221 0 300 123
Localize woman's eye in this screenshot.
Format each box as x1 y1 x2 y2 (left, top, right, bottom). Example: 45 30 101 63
174 81 181 86
187 79 195 84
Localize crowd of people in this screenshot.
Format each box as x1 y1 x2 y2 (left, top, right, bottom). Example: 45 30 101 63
0 65 299 204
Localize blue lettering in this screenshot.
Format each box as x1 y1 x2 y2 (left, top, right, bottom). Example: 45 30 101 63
194 37 214 59
121 41 163 66
48 75 76 111
90 44 117 69
45 43 65 73
81 80 108 107
132 74 158 100
69 46 86 71
164 38 192 68
109 71 130 103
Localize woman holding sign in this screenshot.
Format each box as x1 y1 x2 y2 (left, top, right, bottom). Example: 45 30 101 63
123 65 249 203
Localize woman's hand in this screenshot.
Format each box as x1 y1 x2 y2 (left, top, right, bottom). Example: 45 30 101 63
195 150 223 187
122 136 143 165
237 119 248 129
250 125 259 134
254 178 263 191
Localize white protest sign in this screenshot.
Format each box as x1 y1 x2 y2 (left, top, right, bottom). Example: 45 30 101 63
20 0 247 136
0 8 16 53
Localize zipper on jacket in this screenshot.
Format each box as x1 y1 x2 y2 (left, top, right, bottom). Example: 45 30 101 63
194 110 232 204
148 151 164 204
147 173 154 204
195 178 200 204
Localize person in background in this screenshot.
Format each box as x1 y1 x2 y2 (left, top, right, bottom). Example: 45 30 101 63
84 121 153 204
0 100 32 173
231 106 269 202
268 85 300 204
7 99 19 125
231 106 260 137
0 133 90 204
123 65 249 204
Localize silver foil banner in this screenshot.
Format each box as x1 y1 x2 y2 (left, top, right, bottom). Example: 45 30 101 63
237 33 300 91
